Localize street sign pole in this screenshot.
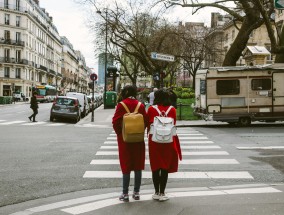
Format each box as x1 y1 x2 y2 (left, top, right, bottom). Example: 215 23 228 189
90 73 98 122
91 79 94 122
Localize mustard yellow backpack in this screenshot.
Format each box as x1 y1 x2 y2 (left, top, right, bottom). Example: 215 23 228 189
120 101 145 143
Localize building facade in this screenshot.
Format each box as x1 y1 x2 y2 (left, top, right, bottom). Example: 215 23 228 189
0 0 90 99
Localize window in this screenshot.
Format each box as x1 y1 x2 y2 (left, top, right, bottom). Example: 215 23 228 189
16 16 21 27
251 79 271 90
217 80 240 95
16 32 21 42
200 80 206 95
16 50 21 62
4 49 10 61
16 68 21 79
4 0 9 9
4 67 10 78
5 14 10 25
4 30 10 40
16 0 20 10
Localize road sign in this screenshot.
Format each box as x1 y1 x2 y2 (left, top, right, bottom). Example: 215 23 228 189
151 52 175 62
275 0 284 9
90 73 98 81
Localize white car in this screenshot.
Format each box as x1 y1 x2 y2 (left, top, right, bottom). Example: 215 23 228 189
66 92 89 117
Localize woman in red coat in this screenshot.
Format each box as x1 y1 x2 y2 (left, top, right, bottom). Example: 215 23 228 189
112 85 147 202
147 89 182 202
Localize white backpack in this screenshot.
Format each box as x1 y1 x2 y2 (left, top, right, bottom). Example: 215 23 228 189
150 105 176 143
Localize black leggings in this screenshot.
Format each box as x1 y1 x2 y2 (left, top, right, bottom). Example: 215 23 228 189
152 169 168 194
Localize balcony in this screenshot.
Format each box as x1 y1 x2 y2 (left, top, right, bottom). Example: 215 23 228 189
0 58 35 67
0 39 25 47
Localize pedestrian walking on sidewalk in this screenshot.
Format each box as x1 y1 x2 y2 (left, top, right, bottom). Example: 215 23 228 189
112 85 147 202
28 91 39 122
147 89 182 202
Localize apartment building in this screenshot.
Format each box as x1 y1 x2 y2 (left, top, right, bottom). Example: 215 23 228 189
0 0 90 98
205 12 275 67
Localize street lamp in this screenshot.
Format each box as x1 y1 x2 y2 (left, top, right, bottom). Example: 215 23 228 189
97 9 108 109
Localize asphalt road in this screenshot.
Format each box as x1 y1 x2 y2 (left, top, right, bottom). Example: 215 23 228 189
0 102 284 215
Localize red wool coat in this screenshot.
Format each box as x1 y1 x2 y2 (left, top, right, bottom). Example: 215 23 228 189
112 98 147 174
147 105 182 173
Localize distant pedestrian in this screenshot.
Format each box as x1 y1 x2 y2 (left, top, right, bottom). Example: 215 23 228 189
147 89 182 201
168 88 177 108
147 88 158 105
112 85 147 202
28 91 38 122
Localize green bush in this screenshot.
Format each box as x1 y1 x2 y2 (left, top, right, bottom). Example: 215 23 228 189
0 96 13 104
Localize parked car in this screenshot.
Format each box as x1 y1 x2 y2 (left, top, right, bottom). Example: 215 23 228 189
13 92 28 102
50 96 81 123
66 92 89 117
87 95 99 111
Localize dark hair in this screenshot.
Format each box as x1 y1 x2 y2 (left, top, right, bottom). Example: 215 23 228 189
121 85 137 99
153 89 171 106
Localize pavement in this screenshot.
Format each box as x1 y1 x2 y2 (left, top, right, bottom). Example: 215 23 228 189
1 104 284 215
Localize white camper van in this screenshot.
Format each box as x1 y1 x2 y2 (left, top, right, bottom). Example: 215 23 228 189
194 64 284 126
66 92 89 117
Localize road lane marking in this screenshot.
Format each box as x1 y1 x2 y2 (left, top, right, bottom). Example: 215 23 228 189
83 171 252 179
106 136 208 140
61 186 278 214
90 159 239 165
103 140 215 144
237 146 284 150
21 122 47 126
45 123 67 126
95 151 229 156
100 145 221 149
0 120 26 125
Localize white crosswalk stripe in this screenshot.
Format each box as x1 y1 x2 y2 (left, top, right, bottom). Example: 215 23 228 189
83 128 254 180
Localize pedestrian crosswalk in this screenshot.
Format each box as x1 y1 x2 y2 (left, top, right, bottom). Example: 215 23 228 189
83 128 254 180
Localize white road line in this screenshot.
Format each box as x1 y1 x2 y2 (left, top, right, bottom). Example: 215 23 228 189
45 123 67 126
83 171 253 179
0 120 6 122
179 136 208 140
106 136 208 140
90 159 239 165
22 122 47 126
103 140 215 144
237 146 284 150
100 145 221 149
0 120 26 125
61 187 279 214
95 151 229 156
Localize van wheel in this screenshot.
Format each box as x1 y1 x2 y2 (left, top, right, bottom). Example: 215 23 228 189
50 116 54 122
238 117 251 127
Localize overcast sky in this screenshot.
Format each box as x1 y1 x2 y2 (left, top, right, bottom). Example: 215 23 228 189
40 0 95 68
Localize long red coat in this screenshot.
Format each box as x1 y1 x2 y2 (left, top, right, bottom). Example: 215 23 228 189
147 105 182 173
112 98 147 174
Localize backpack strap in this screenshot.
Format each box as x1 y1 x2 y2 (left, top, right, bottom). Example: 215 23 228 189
152 105 162 116
120 101 130 113
134 102 142 113
153 105 173 117
120 101 141 113
165 106 173 116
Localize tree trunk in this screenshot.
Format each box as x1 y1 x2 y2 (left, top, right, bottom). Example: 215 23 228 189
222 19 253 66
275 27 284 63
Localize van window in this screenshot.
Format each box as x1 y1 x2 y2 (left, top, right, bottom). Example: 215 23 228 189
251 79 271 90
200 80 206 95
216 80 240 95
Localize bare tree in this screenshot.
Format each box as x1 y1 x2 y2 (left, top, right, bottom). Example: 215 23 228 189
157 0 284 66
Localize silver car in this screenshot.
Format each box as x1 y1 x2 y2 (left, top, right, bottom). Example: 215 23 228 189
50 96 81 123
